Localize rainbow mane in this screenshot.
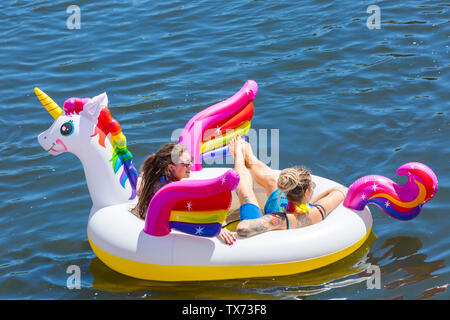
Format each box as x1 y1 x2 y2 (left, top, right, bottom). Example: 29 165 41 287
343 162 438 220
63 98 138 200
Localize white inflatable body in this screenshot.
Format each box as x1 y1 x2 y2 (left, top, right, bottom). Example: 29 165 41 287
88 168 373 281
35 85 372 282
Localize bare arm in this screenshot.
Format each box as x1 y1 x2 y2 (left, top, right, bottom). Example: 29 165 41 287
310 186 345 203
236 213 287 238
236 187 347 238
310 186 347 218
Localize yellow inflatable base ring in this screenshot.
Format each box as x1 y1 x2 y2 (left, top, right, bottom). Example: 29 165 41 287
88 227 371 282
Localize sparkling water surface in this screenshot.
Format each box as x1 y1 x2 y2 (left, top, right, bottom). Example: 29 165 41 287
0 0 448 299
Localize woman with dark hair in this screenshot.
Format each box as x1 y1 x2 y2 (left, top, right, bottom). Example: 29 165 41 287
133 143 236 245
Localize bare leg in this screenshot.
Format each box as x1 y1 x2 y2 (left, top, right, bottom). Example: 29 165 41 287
242 141 279 198
229 136 259 207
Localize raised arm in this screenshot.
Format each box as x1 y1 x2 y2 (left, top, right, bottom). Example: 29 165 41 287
310 186 347 218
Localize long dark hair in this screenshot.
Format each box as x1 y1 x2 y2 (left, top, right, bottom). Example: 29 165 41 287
133 143 187 220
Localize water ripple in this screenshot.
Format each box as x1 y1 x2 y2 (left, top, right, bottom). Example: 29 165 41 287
0 0 448 299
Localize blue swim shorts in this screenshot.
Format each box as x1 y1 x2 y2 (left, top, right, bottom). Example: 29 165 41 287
239 203 263 220
239 189 288 220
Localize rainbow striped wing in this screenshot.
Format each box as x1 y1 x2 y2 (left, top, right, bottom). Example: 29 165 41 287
178 80 258 171
168 191 233 237
144 169 240 237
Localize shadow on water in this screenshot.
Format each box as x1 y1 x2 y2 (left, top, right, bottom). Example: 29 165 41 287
86 231 379 299
368 236 447 300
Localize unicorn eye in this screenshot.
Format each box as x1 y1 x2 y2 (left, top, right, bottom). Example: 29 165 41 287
60 121 74 136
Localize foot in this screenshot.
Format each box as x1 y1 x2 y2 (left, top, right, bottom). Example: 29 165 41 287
229 135 245 167
242 140 258 168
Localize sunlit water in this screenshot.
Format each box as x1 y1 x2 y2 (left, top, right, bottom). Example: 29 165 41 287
0 0 448 299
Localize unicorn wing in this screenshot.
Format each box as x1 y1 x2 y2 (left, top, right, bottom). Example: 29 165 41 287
144 169 240 237
178 80 258 171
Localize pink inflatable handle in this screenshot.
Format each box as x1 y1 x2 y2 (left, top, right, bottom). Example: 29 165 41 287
178 80 258 171
144 169 240 236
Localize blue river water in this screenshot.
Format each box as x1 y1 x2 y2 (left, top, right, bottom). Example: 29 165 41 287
0 0 448 299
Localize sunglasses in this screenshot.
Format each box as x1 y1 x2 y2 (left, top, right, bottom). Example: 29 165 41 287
178 157 193 168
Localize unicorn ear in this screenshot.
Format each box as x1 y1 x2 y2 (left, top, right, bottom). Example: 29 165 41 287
83 92 108 118
94 92 108 108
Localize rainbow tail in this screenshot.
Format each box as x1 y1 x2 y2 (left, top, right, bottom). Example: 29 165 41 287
178 80 257 171
343 162 438 220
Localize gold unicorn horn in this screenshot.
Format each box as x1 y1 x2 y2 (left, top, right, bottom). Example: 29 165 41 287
34 87 64 119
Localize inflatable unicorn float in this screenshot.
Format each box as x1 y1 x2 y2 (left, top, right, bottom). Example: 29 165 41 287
35 81 438 281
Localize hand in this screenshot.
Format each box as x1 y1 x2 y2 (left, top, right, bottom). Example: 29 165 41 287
217 228 236 246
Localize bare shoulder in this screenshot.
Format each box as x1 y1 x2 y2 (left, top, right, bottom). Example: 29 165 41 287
292 213 313 228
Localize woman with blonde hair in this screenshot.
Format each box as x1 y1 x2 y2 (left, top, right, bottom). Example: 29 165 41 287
228 135 347 238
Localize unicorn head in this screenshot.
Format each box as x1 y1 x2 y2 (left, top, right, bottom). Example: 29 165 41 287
36 88 138 211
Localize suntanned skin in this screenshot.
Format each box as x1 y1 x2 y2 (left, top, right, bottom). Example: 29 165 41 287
228 135 347 239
